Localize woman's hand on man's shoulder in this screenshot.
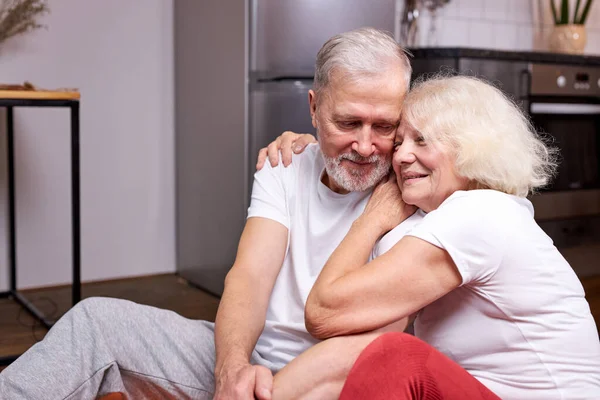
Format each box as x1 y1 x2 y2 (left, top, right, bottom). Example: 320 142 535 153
256 131 317 170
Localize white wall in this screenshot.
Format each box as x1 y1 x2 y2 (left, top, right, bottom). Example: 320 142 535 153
415 0 600 55
0 0 174 289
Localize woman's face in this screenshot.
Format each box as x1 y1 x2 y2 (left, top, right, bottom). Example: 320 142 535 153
392 121 470 212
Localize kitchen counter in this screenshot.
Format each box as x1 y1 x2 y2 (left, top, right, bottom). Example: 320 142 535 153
408 47 600 66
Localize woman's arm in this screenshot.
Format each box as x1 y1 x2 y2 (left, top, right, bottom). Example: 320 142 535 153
272 331 386 400
305 177 462 339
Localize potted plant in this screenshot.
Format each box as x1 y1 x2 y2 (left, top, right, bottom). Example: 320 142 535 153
0 0 49 48
549 0 594 54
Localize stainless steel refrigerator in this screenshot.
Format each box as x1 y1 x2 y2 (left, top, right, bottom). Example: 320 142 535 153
176 0 398 296
248 0 399 190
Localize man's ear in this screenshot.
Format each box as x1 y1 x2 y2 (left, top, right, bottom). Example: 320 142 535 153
308 90 317 129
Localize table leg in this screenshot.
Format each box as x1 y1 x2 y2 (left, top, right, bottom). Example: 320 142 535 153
70 103 81 305
7 106 16 292
0 100 82 366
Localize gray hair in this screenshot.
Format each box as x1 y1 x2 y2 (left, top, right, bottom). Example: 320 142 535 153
314 27 412 95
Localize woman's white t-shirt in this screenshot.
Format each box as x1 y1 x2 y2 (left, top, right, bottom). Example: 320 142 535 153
378 190 600 399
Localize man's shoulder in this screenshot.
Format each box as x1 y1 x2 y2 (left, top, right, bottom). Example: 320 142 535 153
285 143 323 177
291 142 321 164
253 143 322 190
260 143 321 173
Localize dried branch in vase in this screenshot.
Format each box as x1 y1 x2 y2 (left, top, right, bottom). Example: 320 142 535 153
0 0 49 45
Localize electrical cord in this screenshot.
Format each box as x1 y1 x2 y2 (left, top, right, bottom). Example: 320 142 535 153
16 297 59 342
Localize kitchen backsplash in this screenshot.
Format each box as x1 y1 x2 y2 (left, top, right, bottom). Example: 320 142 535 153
414 0 600 54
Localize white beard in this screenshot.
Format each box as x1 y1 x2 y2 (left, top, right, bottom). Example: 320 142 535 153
322 151 391 192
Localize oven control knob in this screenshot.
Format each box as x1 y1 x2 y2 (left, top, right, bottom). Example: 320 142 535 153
597 78 600 88
557 75 567 88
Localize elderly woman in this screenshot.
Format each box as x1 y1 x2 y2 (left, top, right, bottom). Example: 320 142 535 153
261 75 600 399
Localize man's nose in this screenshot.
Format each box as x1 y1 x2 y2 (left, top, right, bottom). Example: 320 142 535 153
352 128 376 157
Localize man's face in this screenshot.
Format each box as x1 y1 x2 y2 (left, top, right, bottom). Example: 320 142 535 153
309 66 407 194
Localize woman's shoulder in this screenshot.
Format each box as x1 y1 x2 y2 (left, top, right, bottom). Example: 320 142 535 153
419 190 536 238
375 209 427 256
439 190 534 217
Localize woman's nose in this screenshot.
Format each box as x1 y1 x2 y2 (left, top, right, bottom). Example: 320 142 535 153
393 142 416 164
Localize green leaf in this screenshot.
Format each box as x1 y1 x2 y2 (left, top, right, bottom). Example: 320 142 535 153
574 0 582 23
578 0 593 24
560 0 569 24
551 0 559 24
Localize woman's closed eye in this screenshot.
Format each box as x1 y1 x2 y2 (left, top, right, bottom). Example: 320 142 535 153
393 137 426 150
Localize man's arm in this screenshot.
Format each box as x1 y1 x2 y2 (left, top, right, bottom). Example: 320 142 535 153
214 217 288 399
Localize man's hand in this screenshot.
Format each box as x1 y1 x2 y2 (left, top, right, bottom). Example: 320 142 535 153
213 218 286 400
214 363 273 400
256 131 317 170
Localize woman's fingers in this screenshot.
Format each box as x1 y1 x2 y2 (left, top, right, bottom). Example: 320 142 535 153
267 137 282 167
293 134 318 153
282 132 317 166
256 132 317 170
279 131 297 167
256 147 269 170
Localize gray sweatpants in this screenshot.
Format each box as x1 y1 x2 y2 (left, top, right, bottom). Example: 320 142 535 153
0 297 282 399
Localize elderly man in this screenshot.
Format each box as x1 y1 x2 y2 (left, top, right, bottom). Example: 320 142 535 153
0 27 413 400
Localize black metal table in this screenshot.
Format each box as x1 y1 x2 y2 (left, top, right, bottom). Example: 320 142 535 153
0 91 81 366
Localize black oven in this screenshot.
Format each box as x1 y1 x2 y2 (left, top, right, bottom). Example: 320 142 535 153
528 64 600 192
527 63 600 277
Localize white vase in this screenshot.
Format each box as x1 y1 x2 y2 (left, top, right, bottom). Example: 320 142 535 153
549 24 587 54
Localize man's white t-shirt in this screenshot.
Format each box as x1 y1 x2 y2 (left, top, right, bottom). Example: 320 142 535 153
377 190 600 399
246 143 420 367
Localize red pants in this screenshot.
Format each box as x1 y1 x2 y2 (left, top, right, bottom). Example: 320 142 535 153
340 332 501 400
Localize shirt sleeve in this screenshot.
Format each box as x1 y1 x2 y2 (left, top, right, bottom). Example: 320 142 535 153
407 192 508 286
372 210 427 259
246 155 290 229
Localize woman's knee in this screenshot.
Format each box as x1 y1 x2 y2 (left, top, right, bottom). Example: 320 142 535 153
377 331 425 349
340 333 433 399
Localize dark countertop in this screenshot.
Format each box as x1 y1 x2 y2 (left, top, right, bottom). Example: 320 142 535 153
408 47 600 66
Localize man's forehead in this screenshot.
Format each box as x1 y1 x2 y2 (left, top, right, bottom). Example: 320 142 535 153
328 99 402 120
326 68 407 96
332 110 400 124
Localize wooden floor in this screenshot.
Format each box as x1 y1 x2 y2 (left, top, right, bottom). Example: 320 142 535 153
1 273 599 371
0 274 220 365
